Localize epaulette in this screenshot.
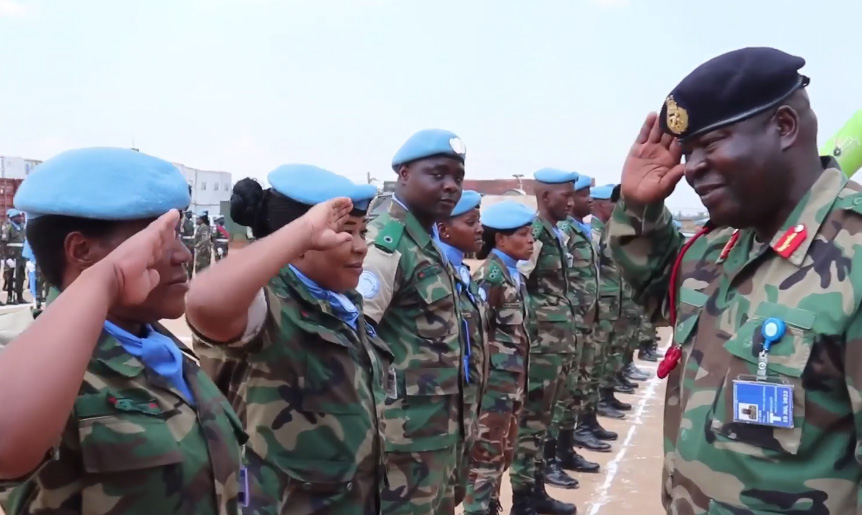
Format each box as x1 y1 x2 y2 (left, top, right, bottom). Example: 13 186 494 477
373 219 404 253
836 191 862 216
531 219 543 239
558 220 571 232
486 262 505 286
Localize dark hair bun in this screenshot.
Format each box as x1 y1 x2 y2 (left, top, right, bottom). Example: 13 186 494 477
230 178 263 227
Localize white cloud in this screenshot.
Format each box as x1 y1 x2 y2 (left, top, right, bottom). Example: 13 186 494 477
0 0 28 17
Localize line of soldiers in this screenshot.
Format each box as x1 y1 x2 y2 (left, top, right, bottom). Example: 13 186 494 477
180 209 231 277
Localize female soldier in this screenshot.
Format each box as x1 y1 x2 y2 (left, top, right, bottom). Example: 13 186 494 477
0 147 255 515
462 200 536 515
194 210 213 275
184 164 391 515
433 190 487 509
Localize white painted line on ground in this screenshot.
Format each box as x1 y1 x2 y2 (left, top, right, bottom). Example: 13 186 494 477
585 368 662 515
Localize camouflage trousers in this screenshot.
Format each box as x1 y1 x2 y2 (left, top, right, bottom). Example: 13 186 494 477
510 352 570 489
443 385 481 511
638 315 657 349
381 446 459 514
595 294 623 388
620 308 641 366
462 365 526 514
550 327 598 436
195 248 212 275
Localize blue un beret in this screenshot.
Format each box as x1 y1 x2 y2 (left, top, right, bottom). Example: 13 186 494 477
574 174 592 192
534 168 578 184
392 129 467 170
449 190 481 218
481 201 536 231
268 164 378 211
14 148 190 220
590 184 615 200
660 47 809 142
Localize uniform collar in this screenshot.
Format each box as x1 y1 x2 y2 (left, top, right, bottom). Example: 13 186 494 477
766 160 845 266
387 195 433 248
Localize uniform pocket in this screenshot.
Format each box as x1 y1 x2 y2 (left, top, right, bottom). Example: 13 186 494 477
401 367 460 441
711 304 815 455
414 266 457 339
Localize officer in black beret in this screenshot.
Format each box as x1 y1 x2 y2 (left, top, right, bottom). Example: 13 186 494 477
607 46 862 513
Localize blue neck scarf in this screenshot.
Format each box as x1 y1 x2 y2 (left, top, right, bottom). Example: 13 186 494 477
570 216 591 237
290 265 359 329
103 320 194 404
492 248 522 288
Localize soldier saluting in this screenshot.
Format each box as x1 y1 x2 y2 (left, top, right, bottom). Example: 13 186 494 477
609 47 862 513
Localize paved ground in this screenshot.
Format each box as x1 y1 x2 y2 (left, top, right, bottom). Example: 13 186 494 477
0 298 669 515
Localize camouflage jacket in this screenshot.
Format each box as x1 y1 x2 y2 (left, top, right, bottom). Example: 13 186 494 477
0 319 247 515
474 253 532 384
517 217 576 354
607 163 862 514
181 218 195 248
591 217 622 317
192 267 392 513
2 222 24 260
452 262 489 427
359 200 464 452
559 217 599 329
194 224 212 253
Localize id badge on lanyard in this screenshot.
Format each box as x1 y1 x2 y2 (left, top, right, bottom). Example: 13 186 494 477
731 318 794 429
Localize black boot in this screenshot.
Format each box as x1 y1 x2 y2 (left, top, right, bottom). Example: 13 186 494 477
598 401 626 419
572 424 611 453
533 470 577 515
603 388 632 411
625 363 649 381
613 376 635 394
543 438 578 489
489 498 503 515
638 347 659 362
510 488 538 515
584 412 617 441
557 429 600 472
617 372 638 389
652 343 665 358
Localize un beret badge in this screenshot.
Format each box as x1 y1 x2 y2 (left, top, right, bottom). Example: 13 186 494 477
665 95 689 135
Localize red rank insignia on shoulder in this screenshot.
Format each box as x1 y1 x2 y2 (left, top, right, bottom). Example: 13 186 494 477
773 224 807 259
718 229 740 262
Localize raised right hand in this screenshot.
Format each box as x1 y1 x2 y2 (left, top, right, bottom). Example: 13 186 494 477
620 112 686 206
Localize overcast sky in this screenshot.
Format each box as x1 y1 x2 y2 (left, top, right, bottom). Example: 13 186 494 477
1 0 860 214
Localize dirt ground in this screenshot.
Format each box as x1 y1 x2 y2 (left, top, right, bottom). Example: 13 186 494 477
0 299 669 515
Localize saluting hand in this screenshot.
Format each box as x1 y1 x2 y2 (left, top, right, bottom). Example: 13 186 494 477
620 112 686 206
299 197 354 251
97 209 181 306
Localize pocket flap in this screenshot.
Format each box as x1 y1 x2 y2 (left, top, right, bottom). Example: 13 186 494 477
722 319 813 378
415 265 452 305
403 367 460 396
490 352 525 373
285 459 359 493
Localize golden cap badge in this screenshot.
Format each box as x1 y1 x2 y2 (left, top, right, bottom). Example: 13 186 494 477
665 95 689 135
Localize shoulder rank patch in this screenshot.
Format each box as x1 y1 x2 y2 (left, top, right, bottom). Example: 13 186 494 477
773 224 807 259
486 262 505 286
374 220 404 253
837 191 862 216
531 219 543 238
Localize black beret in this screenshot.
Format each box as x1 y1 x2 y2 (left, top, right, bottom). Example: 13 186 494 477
659 47 809 141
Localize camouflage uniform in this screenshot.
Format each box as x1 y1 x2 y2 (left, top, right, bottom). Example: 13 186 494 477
192 267 391 514
194 222 212 274
510 218 576 490
551 218 599 436
0 311 247 515
2 221 25 304
607 163 862 513
462 254 530 514
590 218 624 394
358 201 464 514
618 283 641 374
182 214 196 275
442 262 488 511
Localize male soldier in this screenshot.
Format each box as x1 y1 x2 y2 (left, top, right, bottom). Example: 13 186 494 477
615 282 643 391
356 128 466 514
551 174 613 485
511 168 579 515
589 185 631 420
213 215 230 261
609 47 862 513
194 210 212 274
1 209 26 305
181 209 195 275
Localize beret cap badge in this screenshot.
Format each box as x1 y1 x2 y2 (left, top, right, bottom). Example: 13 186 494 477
665 95 689 135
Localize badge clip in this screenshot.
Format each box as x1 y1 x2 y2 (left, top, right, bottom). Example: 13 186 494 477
756 317 786 381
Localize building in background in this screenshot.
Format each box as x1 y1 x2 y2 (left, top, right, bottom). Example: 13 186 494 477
0 154 232 219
